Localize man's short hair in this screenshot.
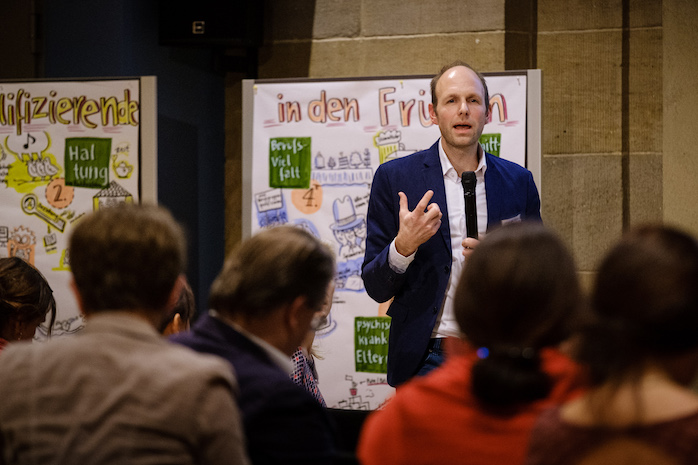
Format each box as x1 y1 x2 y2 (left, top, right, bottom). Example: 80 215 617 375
69 204 186 313
430 60 490 113
210 226 335 319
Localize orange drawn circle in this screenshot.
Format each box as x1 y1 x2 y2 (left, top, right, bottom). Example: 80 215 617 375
45 178 74 209
291 180 323 215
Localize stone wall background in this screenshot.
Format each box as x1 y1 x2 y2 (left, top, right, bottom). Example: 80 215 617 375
225 0 697 286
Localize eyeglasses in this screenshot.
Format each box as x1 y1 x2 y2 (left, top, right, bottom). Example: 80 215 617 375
309 314 327 332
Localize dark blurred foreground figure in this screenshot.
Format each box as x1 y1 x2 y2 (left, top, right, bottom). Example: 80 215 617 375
171 226 337 465
0 257 56 349
526 225 698 465
358 222 584 465
0 204 249 465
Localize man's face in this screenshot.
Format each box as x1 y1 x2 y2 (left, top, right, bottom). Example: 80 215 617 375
429 66 489 156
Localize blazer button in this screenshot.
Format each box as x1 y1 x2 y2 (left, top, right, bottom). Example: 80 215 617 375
433 307 438 314
443 265 449 274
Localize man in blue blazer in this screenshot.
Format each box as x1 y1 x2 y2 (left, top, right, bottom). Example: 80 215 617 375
362 61 542 387
171 226 336 465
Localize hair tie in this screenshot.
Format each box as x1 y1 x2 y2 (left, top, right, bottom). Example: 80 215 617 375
476 347 489 359
478 346 537 360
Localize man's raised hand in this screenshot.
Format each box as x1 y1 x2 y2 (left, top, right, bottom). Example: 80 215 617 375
395 190 442 256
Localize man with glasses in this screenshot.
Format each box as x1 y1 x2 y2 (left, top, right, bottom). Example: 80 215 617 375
171 225 337 465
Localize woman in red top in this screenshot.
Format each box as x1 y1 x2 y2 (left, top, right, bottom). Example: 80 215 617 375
0 257 56 350
357 222 584 465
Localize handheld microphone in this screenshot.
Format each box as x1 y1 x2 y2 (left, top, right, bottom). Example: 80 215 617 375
461 171 478 239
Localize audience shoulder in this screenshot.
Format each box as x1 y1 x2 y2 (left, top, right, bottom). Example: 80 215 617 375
0 342 31 374
166 343 238 388
0 340 64 398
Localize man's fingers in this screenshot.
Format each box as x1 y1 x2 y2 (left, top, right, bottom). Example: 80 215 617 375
398 192 408 212
433 219 442 232
462 237 480 251
415 190 434 212
425 202 442 220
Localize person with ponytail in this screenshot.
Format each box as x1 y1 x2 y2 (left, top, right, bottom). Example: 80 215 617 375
357 222 584 465
526 225 698 465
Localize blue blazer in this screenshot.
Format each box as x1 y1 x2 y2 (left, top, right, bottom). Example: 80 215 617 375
361 141 542 387
170 313 336 465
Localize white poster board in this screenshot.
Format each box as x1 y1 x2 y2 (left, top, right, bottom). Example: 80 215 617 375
0 77 156 338
243 71 541 409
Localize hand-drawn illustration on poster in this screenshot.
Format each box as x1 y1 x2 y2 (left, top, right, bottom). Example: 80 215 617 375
0 79 142 339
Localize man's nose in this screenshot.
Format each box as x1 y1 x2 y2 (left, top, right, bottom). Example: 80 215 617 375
458 100 469 115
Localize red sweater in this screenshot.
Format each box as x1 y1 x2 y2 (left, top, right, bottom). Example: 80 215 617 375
357 340 584 465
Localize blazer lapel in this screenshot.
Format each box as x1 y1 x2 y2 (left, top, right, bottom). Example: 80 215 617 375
421 144 451 253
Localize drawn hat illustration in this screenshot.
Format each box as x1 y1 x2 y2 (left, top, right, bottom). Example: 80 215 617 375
330 195 364 231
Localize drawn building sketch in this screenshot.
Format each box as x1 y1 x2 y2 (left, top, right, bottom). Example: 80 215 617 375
93 181 134 210
311 148 374 187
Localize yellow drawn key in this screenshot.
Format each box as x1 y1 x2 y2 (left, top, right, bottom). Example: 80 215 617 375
21 193 66 232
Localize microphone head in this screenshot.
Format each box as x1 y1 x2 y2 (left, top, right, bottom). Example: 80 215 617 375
461 171 476 191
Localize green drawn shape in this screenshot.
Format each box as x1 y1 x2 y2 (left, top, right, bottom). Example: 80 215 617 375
269 137 311 189
355 316 391 374
479 133 502 157
64 138 112 188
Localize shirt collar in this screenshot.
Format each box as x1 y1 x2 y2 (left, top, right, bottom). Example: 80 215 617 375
437 139 487 178
209 310 294 374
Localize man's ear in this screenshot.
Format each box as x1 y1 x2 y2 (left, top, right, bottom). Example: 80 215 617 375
429 102 438 124
285 295 309 332
70 279 87 316
162 313 184 336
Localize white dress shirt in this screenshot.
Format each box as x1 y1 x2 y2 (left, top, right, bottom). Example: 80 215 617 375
388 139 488 338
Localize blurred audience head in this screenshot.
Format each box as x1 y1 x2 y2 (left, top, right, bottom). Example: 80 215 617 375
455 222 581 409
69 203 186 318
209 226 335 355
0 257 56 341
577 224 698 387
